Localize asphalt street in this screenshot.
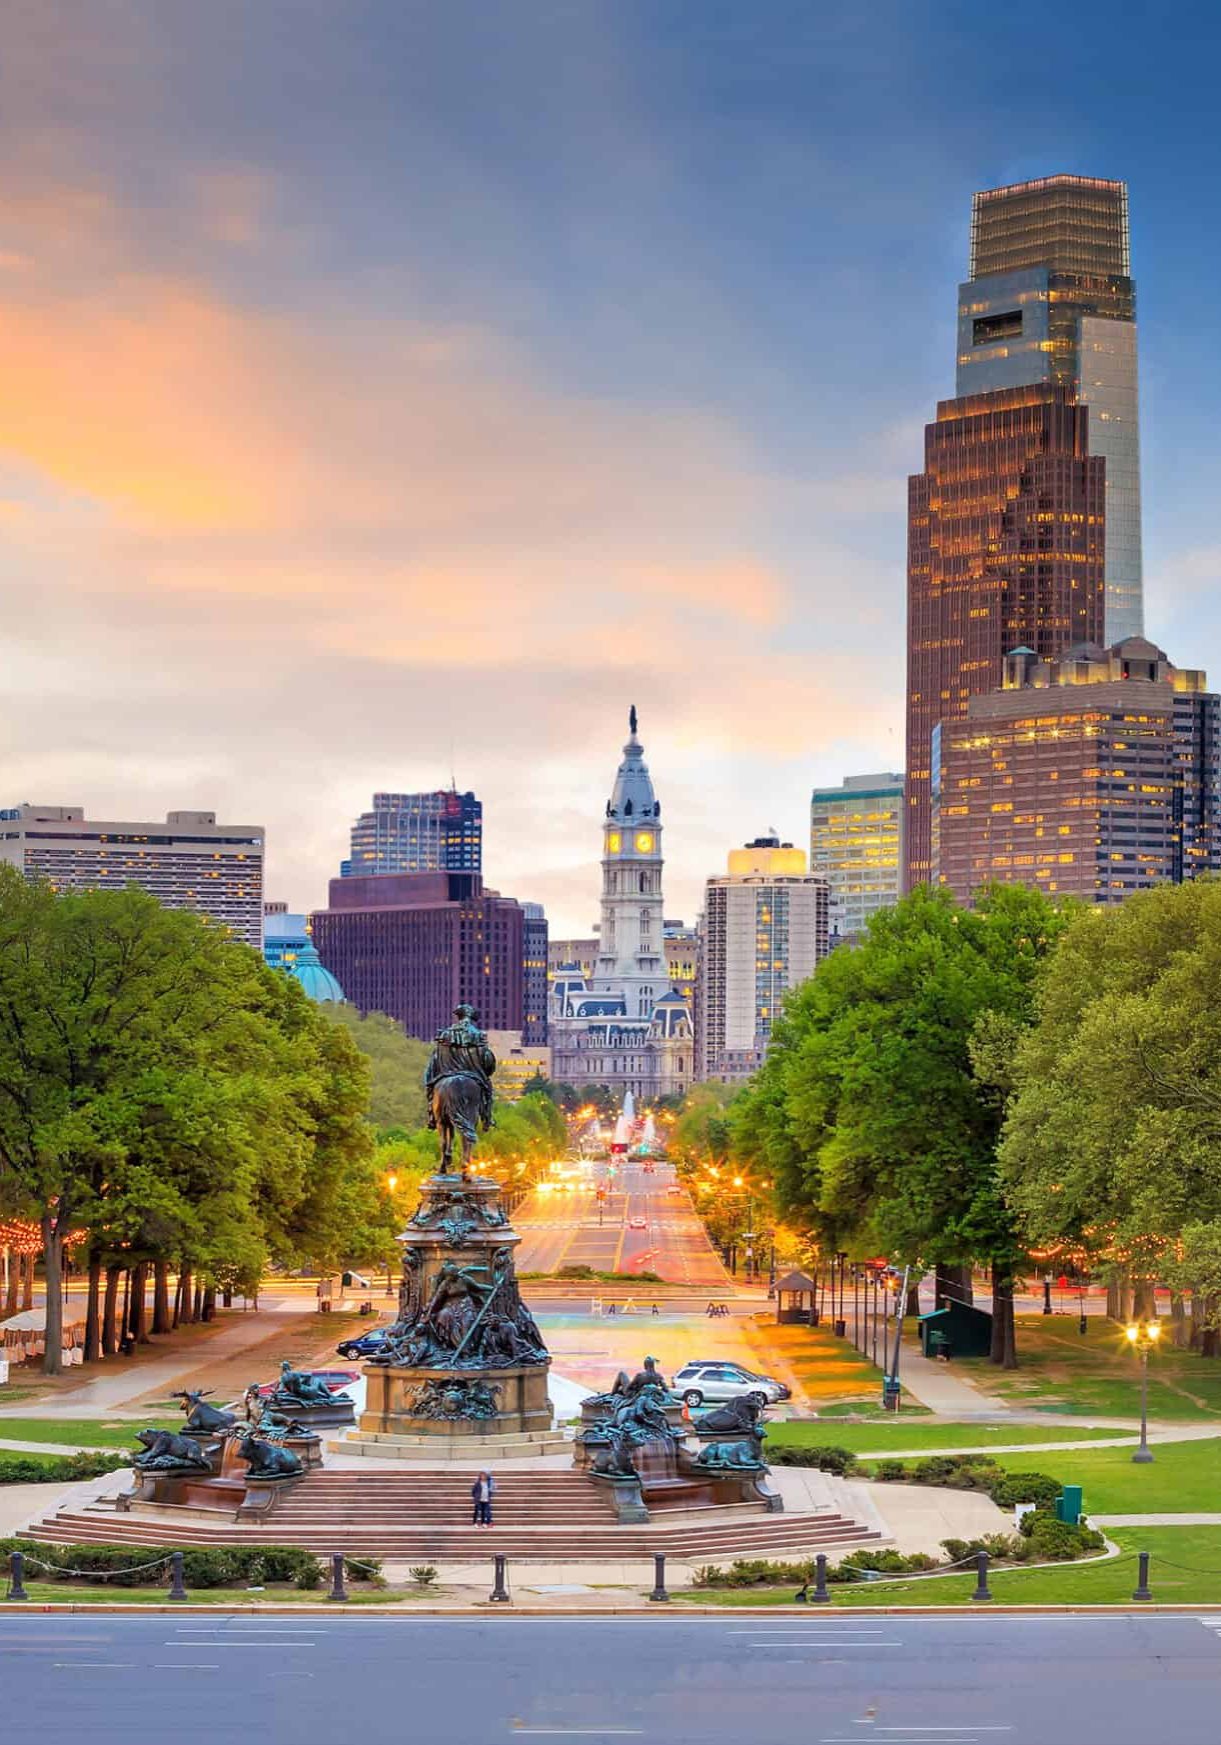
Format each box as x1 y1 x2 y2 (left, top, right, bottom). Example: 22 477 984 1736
514 1162 731 1288
4 1614 1221 1745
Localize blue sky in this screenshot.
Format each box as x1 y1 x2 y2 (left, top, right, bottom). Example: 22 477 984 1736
0 0 1217 931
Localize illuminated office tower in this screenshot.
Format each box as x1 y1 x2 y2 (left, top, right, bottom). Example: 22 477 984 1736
933 639 1221 904
809 773 904 942
904 384 1106 888
342 788 481 878
957 176 1142 643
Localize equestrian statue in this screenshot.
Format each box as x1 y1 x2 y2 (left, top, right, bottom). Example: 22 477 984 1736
425 1003 497 1176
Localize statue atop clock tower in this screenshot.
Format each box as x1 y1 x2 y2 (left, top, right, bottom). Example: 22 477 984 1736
593 706 666 1018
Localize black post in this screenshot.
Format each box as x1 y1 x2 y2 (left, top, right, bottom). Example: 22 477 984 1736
490 1553 510 1603
1132 1551 1152 1602
167 1551 188 1601
649 1553 669 1603
329 1553 349 1601
971 1550 992 1603
811 1552 831 1603
853 1267 860 1351
8 1549 29 1601
1043 1278 1053 1315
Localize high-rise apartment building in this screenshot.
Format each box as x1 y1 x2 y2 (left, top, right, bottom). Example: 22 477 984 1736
0 805 264 946
933 639 1221 904
311 871 525 1040
905 384 1106 887
957 176 1142 643
341 788 481 878
697 836 830 1084
809 774 904 943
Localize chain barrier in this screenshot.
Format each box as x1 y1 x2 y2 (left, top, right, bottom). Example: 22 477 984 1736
16 1551 173 1579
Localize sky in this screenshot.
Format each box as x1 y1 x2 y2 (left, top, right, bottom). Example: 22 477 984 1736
2 0 1220 935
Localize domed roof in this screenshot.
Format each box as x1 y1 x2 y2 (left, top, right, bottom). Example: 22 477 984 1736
606 705 659 824
284 942 345 1004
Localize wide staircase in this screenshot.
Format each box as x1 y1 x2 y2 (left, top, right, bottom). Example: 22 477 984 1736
24 1469 883 1562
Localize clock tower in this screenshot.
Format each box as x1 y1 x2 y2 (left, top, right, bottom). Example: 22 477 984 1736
593 706 667 1017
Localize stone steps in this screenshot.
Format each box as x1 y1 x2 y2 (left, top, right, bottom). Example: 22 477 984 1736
26 1510 879 1560
338 1430 570 1460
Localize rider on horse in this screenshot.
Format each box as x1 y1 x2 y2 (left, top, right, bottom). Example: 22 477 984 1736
424 1004 497 1174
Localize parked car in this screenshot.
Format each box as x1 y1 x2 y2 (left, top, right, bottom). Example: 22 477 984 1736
253 1367 361 1399
336 1327 392 1360
672 1360 791 1408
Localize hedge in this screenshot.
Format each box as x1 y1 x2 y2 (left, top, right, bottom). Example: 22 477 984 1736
0 1451 129 1485
0 1539 383 1589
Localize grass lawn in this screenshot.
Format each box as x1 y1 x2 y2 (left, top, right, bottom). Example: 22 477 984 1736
680 1526 1221 1607
768 1420 1134 1455
744 1318 927 1411
0 1417 171 1450
946 1435 1221 1515
948 1315 1221 1422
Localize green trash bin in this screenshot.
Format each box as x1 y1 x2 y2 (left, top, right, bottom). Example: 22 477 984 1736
1055 1485 1083 1525
928 1330 952 1361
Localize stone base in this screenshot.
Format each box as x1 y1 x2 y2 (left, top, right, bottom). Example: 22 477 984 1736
360 1362 552 1439
337 1427 569 1461
114 1467 305 1521
267 1397 355 1429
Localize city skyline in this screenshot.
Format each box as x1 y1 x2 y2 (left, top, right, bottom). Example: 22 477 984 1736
2 4 1220 935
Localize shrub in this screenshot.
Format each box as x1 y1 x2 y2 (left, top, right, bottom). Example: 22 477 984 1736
942 1533 1031 1565
0 1450 127 1485
769 1444 859 1475
988 1471 1063 1510
873 1459 906 1482
0 1538 328 1589
1020 1513 1105 1560
409 1565 439 1587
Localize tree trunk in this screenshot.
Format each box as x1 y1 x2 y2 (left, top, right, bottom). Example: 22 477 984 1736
202 1284 217 1322
192 1279 204 1322
128 1260 150 1344
172 1269 184 1328
934 1264 972 1308
3 1248 17 1318
1105 1280 1122 1322
152 1260 172 1335
101 1265 122 1356
1120 1278 1135 1323
40 1213 64 1377
179 1266 193 1324
1133 1279 1157 1320
1170 1292 1188 1348
84 1253 103 1363
21 1250 34 1310
222 1286 233 1309
989 1260 1018 1369
905 1282 921 1319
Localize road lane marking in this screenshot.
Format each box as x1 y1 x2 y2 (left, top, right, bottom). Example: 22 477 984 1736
154 1664 220 1670
52 1663 135 1669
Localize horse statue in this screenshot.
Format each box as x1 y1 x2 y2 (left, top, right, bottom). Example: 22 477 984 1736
424 1003 497 1176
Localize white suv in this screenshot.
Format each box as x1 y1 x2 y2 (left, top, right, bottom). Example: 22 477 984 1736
672 1360 790 1407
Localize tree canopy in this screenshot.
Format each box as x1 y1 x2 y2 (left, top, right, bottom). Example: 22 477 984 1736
317 1005 431 1134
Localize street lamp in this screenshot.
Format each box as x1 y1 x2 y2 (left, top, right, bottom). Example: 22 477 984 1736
1125 1318 1161 1464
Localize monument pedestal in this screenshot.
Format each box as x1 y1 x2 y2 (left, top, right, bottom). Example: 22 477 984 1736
360 1361 552 1439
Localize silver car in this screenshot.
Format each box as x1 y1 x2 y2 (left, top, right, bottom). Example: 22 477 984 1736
672 1360 790 1408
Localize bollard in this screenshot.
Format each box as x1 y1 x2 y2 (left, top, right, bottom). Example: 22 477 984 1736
8 1550 29 1602
1132 1550 1152 1602
489 1553 511 1603
649 1553 669 1603
811 1552 831 1604
167 1551 188 1601
971 1550 992 1603
329 1553 349 1602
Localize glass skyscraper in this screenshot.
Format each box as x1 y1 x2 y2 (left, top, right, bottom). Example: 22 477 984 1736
341 788 482 878
809 773 904 942
956 175 1142 643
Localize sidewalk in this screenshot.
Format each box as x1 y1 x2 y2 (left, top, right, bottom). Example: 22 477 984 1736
890 1344 1014 1416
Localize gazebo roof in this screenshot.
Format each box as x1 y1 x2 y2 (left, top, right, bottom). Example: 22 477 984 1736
774 1269 816 1293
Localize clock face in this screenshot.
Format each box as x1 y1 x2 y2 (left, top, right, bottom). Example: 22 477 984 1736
607 831 622 852
635 831 655 853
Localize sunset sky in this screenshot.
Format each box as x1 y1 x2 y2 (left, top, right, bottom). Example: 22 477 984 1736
3 1 1220 933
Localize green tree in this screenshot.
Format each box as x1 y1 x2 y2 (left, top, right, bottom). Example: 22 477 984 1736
741 884 1067 1366
318 1006 431 1133
999 881 1221 1332
0 873 283 1373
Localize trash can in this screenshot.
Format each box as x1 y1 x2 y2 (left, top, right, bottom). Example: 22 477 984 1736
1055 1485 1083 1525
881 1376 901 1412
928 1330 952 1361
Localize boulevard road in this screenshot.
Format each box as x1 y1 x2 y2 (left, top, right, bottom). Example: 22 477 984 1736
514 1162 731 1289
4 1613 1221 1745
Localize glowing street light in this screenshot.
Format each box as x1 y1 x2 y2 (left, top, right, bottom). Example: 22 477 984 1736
1125 1318 1161 1463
